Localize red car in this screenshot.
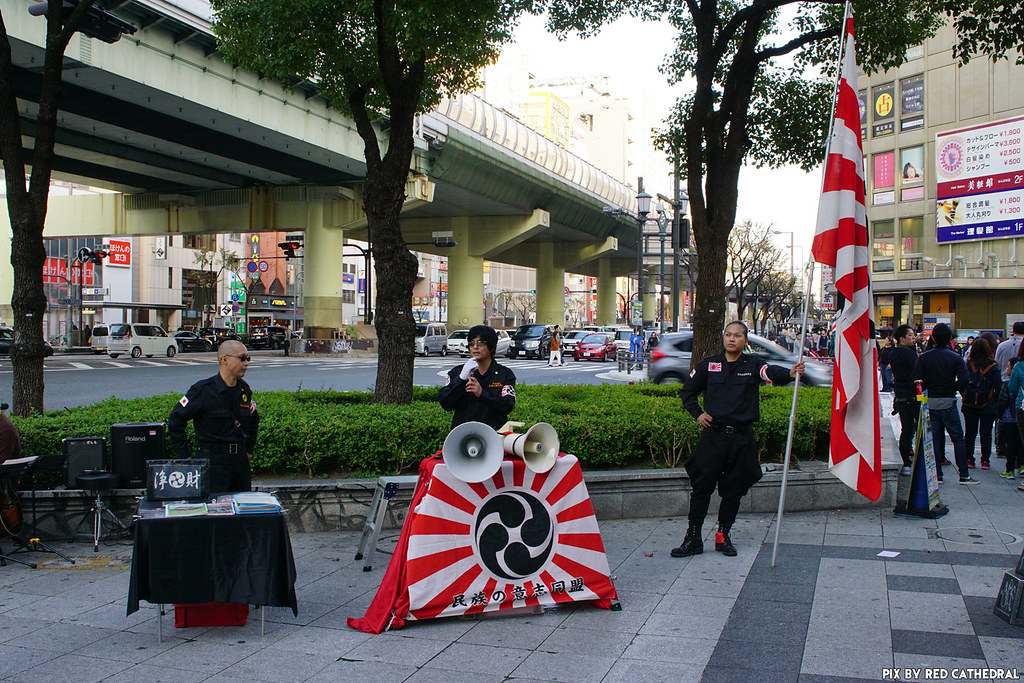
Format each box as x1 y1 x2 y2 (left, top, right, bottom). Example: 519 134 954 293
573 333 617 362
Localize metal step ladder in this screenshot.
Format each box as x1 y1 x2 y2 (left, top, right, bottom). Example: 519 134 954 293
354 475 419 571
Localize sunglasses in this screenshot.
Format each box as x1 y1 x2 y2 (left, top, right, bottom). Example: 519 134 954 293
467 341 488 348
225 354 252 362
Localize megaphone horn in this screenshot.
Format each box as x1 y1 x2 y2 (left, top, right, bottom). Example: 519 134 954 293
503 422 559 474
442 421 504 483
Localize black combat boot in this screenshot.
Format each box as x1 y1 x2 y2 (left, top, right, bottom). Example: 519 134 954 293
715 524 737 556
670 522 704 557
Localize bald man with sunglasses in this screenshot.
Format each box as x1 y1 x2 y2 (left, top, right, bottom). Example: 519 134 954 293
169 340 260 493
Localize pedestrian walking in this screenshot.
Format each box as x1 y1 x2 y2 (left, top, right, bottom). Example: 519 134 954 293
628 327 644 372
672 321 804 558
168 340 260 493
547 325 564 367
888 324 919 476
913 323 977 484
961 337 1001 469
879 334 895 392
1006 343 1024 491
995 358 1022 480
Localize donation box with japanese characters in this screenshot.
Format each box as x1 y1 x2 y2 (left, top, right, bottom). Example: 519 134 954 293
146 459 210 502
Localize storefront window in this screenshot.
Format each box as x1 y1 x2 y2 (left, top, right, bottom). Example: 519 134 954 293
872 220 895 272
899 217 924 273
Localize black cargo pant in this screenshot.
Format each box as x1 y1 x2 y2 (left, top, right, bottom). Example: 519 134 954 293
684 425 761 528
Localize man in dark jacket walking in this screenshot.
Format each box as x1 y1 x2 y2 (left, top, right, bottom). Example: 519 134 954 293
913 323 977 484
888 324 919 476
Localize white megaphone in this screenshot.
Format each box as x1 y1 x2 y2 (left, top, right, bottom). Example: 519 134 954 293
502 422 559 474
442 421 504 483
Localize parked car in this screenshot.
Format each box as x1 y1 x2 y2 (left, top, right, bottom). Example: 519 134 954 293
647 331 833 386
90 324 110 354
561 330 590 356
249 325 290 350
173 330 214 353
108 323 175 358
507 324 554 360
414 322 448 356
573 332 617 362
0 327 54 357
612 328 635 354
495 329 511 357
199 327 242 349
447 329 469 356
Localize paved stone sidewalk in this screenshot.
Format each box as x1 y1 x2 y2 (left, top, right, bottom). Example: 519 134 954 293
2 466 1022 682
2 390 1023 681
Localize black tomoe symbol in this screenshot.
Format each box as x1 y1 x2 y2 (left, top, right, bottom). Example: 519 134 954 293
474 491 553 580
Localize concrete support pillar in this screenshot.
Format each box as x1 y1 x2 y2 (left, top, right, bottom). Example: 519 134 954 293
302 201 345 338
643 290 657 328
597 259 617 326
446 217 485 328
535 243 565 326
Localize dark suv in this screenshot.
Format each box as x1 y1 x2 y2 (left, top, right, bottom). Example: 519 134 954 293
199 327 242 349
506 324 554 360
249 325 289 350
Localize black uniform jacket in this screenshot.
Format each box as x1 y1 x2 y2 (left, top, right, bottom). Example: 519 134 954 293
168 373 260 458
438 361 517 430
680 352 794 425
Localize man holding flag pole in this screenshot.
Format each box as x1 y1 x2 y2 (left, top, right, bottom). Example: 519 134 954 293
773 0 884 567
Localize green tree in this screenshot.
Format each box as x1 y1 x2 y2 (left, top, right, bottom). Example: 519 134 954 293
211 0 537 403
1 0 135 415
548 0 1023 366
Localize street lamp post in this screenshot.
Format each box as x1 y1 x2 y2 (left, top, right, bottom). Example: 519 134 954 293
773 230 795 279
343 244 373 325
636 179 651 328
657 190 689 332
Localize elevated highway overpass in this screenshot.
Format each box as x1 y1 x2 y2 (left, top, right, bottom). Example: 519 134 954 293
0 0 656 330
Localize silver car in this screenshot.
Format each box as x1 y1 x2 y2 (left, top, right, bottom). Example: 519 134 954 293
648 331 833 387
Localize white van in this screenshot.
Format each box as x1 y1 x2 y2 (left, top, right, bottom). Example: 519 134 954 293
90 324 110 354
108 323 176 358
414 322 448 356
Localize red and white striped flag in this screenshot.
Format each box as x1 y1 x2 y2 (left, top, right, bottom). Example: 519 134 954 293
811 4 881 502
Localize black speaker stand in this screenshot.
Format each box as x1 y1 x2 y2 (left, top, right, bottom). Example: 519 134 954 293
8 454 75 564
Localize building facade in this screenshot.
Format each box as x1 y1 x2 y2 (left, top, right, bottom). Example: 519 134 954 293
858 24 1024 335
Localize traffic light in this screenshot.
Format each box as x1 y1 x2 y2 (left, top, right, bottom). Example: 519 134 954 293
76 247 107 264
589 288 597 294
28 0 137 44
530 289 536 294
680 217 691 250
278 241 302 260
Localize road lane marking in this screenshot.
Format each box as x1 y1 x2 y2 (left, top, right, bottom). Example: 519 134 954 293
104 361 131 368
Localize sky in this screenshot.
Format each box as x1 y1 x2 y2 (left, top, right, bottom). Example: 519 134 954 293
506 13 823 260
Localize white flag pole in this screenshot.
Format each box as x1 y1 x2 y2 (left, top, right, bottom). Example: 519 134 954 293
771 1 852 568
771 259 817 568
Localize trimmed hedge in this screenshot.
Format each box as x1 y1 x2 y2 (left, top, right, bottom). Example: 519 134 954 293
11 384 831 478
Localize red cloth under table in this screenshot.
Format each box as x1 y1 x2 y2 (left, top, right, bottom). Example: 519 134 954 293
348 453 618 634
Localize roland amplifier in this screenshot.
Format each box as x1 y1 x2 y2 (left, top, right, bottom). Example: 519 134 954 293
110 422 166 487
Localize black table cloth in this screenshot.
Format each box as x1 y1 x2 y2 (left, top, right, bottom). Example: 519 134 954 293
127 502 298 616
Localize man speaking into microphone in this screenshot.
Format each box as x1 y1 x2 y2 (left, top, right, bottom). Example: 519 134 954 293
439 325 516 430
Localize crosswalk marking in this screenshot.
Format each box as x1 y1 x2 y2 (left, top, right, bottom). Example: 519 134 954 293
36 355 612 372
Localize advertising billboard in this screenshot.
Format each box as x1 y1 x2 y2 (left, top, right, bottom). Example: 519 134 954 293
935 115 1023 243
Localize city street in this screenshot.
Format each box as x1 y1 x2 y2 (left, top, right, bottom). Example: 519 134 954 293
1 351 625 411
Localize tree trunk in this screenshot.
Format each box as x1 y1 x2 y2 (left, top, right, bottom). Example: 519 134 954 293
366 161 419 404
7 196 47 416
